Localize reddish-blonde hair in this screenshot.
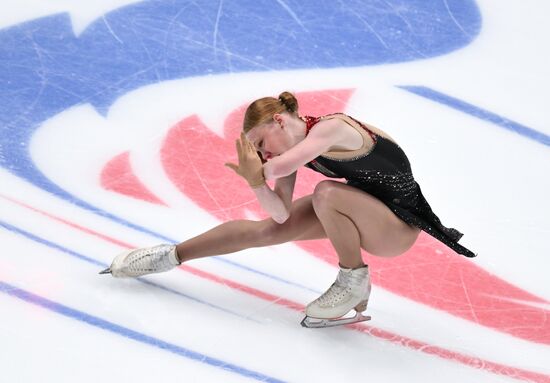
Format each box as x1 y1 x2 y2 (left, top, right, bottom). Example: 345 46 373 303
243 91 299 133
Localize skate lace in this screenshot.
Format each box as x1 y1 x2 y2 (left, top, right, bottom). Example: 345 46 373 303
126 245 170 273
315 270 353 306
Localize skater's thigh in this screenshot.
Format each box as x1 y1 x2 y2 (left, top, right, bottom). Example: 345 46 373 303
259 194 327 244
314 181 420 256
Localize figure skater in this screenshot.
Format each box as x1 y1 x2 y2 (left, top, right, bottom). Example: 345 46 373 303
100 91 475 328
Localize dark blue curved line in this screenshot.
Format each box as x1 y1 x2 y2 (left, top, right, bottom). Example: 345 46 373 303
0 220 262 322
0 280 285 383
0 220 104 267
398 86 550 147
1 193 318 293
0 0 482 294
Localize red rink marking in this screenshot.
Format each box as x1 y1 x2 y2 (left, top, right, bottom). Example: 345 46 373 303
100 151 166 205
2 193 549 382
183 264 550 383
0 193 133 249
159 89 550 345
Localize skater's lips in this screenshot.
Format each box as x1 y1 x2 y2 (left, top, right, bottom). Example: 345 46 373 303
261 152 281 162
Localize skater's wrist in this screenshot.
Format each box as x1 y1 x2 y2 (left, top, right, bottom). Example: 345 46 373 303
252 183 289 223
248 177 266 189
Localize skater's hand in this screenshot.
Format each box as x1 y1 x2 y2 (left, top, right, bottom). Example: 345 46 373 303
225 132 266 188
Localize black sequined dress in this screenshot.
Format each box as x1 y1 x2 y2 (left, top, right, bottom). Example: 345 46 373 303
303 114 476 258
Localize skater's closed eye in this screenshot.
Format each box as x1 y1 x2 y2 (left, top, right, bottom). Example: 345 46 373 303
255 139 263 150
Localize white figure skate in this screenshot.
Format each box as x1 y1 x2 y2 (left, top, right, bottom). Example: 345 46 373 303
301 265 371 328
99 244 180 278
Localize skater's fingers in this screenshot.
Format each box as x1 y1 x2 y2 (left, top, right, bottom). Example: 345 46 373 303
246 133 258 155
247 138 256 154
235 139 244 162
240 132 252 154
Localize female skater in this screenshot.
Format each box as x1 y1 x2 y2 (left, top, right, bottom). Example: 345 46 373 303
100 91 475 328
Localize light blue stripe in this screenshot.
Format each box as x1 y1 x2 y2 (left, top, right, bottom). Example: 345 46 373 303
0 220 104 266
399 85 550 146
0 220 261 322
216 257 320 294
0 281 285 382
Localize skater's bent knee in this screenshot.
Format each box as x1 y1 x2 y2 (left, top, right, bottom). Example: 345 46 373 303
312 181 341 207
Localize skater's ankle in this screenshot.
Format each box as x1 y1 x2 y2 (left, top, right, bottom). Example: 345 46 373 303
170 245 182 265
339 262 366 270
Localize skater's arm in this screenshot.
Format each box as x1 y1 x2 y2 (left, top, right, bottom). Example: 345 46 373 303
252 182 291 224
273 171 296 212
263 119 341 179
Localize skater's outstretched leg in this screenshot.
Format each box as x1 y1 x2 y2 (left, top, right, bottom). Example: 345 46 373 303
176 194 326 263
101 195 326 278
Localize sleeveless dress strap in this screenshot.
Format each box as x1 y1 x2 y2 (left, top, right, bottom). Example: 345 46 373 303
343 114 377 142
302 114 377 142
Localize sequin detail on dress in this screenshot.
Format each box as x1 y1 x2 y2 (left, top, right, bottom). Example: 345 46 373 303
302 113 475 258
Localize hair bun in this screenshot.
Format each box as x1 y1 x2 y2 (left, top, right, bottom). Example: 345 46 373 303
278 91 298 113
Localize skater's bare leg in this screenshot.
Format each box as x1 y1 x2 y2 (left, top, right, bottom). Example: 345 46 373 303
312 180 421 269
176 195 326 263
301 181 420 325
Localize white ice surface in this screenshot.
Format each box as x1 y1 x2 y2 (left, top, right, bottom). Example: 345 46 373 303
1 1 549 382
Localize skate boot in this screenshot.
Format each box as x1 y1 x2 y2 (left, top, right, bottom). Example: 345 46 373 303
301 265 371 328
99 244 180 278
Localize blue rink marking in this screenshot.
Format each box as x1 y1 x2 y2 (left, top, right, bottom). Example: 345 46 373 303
0 1 481 293
399 86 550 147
0 280 286 383
214 257 320 294
0 0 482 297
0 220 263 322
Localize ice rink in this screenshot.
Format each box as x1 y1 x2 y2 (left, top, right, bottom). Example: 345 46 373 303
1 0 549 382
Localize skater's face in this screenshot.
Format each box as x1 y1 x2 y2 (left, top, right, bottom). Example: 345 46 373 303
246 114 295 161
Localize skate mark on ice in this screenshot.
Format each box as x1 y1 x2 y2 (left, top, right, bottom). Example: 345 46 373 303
0 281 285 383
100 151 167 206
0 192 319 294
399 86 550 147
2 217 548 382
0 220 261 323
160 94 550 345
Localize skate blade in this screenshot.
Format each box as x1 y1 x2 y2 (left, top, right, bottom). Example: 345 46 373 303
300 311 371 328
98 267 112 275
